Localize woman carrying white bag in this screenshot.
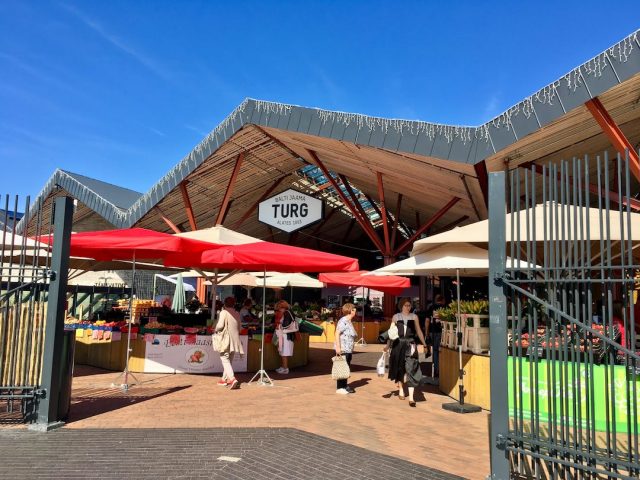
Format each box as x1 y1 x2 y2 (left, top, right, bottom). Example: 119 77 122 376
334 303 358 394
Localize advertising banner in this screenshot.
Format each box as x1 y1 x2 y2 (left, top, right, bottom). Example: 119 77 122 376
144 335 248 374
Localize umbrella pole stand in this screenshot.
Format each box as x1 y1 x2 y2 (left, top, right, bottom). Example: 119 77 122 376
112 255 140 392
442 268 480 414
354 298 367 347
248 267 273 387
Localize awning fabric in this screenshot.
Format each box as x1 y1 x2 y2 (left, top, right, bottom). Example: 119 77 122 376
318 270 410 295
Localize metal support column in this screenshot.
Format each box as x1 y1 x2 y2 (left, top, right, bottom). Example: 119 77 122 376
488 172 509 479
32 196 73 431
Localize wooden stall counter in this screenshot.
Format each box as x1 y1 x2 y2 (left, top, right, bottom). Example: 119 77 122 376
309 319 390 344
75 331 310 374
439 346 490 410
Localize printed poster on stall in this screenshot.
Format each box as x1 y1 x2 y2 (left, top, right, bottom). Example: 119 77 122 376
144 335 248 374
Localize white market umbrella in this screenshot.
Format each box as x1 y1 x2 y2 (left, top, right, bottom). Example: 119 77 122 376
369 242 539 414
412 201 640 257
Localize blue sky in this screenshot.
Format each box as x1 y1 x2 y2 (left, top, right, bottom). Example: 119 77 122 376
1 1 639 200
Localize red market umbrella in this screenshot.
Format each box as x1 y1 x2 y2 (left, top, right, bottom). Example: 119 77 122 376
318 270 410 295
39 228 219 390
41 228 217 261
163 239 358 387
319 270 410 346
164 241 359 273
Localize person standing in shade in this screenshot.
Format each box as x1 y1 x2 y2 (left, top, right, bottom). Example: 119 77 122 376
274 300 295 374
335 303 358 394
215 296 244 390
426 294 446 378
386 297 428 407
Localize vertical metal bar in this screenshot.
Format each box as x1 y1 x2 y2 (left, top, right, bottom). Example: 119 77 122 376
626 150 639 473
489 171 510 480
34 196 73 429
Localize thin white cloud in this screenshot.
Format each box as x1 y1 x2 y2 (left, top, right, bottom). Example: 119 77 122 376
184 124 208 137
146 127 165 137
483 94 501 120
59 2 173 82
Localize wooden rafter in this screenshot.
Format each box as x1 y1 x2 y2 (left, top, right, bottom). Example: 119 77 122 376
232 175 287 230
179 181 198 231
585 97 640 182
461 175 482 221
342 218 357 244
431 215 469 236
215 152 244 226
304 208 338 247
393 197 461 256
376 172 391 254
308 150 385 252
390 194 403 251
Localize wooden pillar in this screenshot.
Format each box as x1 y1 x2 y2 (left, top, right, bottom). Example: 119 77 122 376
382 255 397 318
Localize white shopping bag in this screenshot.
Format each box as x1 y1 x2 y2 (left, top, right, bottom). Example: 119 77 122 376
376 352 386 377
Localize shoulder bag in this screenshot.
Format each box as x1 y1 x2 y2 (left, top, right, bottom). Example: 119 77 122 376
281 311 299 334
212 311 231 352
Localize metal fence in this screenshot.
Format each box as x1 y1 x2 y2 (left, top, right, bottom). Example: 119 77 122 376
0 194 52 422
489 152 640 479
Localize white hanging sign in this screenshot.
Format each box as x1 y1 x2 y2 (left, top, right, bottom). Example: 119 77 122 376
258 189 323 233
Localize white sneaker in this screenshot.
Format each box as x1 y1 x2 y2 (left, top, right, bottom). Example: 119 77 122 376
275 367 289 374
336 388 349 395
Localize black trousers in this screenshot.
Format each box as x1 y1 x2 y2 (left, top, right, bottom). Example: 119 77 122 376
336 352 352 389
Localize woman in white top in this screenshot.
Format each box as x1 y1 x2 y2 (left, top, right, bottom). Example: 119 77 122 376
386 297 428 407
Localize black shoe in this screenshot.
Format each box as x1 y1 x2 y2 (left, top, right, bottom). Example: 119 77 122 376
345 386 355 394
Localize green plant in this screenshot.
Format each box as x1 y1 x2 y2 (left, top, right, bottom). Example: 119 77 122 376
435 306 456 322
460 300 489 315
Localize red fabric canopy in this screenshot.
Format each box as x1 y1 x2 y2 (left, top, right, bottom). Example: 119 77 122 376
41 228 217 261
164 241 359 273
318 271 410 295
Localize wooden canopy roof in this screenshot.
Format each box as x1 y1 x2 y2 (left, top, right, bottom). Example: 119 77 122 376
19 30 640 263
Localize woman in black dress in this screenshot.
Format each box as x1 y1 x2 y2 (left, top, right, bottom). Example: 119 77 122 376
386 297 428 407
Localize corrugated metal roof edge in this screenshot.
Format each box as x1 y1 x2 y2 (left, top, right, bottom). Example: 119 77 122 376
18 29 640 232
16 169 129 233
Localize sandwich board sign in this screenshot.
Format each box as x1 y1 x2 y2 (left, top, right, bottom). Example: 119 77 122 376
258 189 323 233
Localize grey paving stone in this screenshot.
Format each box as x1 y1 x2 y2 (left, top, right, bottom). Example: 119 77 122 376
0 428 466 479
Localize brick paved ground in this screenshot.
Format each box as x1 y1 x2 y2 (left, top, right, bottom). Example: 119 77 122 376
1 343 490 479
0 427 465 480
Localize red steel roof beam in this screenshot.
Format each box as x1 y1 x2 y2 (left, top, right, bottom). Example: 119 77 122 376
179 181 198 231
215 152 244 226
585 97 640 183
308 150 385 252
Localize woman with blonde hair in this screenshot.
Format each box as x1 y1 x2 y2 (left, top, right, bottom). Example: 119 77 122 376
215 296 244 389
274 300 295 374
335 303 358 394
386 297 428 407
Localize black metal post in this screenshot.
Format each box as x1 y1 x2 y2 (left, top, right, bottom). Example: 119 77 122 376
488 172 509 479
32 196 73 431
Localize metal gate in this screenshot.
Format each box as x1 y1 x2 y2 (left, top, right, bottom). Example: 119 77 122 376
489 152 640 479
0 195 73 425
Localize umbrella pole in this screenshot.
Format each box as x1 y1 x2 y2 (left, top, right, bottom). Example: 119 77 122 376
113 252 140 391
442 268 480 414
355 286 367 347
248 265 273 386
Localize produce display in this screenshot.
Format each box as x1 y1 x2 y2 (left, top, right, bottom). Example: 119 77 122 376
510 323 622 364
